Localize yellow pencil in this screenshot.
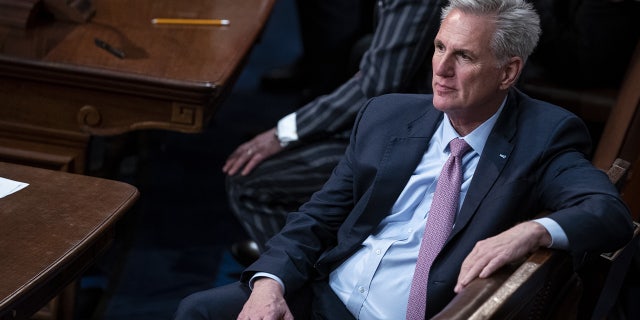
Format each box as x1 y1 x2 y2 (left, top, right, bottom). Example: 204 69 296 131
151 18 230 26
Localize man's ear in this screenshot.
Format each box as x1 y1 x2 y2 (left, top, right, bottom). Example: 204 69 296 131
499 56 523 90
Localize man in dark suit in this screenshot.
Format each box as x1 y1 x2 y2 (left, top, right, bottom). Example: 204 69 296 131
176 0 634 318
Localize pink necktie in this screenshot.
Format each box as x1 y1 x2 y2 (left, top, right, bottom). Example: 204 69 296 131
406 138 471 320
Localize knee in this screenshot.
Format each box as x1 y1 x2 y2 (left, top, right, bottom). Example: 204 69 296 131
174 291 211 320
225 174 250 202
225 174 240 192
174 283 248 320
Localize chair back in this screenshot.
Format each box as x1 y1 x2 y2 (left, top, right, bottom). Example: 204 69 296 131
592 40 640 172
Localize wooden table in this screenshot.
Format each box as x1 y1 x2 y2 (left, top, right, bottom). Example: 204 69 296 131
0 162 139 319
0 0 275 173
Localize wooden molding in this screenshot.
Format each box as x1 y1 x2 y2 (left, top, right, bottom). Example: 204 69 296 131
0 0 41 28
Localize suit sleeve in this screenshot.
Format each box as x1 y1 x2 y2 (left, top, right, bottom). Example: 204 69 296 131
241 97 380 294
534 115 633 256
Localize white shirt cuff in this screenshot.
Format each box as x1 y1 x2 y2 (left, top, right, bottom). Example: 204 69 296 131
534 217 569 250
249 272 286 294
276 113 299 144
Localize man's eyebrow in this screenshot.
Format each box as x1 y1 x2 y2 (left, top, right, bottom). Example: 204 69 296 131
434 39 474 54
453 48 474 56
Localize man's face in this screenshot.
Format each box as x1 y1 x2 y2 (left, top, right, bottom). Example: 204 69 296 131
431 9 508 119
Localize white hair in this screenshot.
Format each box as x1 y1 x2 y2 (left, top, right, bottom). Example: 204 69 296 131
441 0 541 65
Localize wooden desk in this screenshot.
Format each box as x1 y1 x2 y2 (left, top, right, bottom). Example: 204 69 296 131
0 162 139 319
0 0 275 173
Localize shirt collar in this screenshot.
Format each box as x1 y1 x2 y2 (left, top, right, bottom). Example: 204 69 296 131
441 97 506 156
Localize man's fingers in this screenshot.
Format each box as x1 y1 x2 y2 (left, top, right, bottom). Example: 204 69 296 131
455 248 487 292
223 128 283 176
457 263 483 289
455 255 505 293
223 145 256 175
478 256 508 278
455 239 510 292
224 155 248 176
240 154 265 176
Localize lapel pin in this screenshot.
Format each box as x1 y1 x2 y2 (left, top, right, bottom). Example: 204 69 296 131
499 154 507 159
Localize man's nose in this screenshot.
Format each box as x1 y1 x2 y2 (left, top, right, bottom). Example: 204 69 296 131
433 54 454 77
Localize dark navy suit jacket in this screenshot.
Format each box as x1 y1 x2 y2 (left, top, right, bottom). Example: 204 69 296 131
244 88 633 318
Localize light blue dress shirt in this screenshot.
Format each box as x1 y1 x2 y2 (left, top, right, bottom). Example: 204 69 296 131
253 100 568 319
328 105 498 319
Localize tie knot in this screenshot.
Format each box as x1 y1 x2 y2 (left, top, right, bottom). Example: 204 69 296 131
449 138 471 158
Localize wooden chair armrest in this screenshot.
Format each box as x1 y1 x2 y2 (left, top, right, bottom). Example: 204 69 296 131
431 263 515 320
433 248 578 320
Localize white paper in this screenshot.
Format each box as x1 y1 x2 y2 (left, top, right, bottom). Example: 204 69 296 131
0 177 29 198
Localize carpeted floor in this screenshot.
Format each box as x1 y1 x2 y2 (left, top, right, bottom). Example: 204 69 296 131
76 1 303 318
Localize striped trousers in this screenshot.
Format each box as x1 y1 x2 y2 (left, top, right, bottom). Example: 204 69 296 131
226 139 348 250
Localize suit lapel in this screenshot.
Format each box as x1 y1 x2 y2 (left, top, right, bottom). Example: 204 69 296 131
449 90 520 239
348 107 444 240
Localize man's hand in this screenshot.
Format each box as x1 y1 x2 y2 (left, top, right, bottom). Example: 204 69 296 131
223 128 284 176
454 221 552 293
237 278 293 320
